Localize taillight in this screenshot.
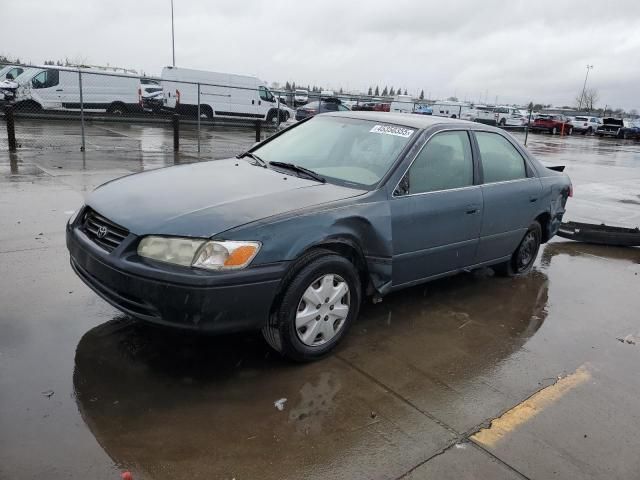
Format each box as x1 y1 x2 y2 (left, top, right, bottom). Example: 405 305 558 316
176 89 181 105
569 185 573 197
138 87 142 106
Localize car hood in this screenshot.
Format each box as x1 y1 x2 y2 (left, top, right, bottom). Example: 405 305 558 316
86 158 365 237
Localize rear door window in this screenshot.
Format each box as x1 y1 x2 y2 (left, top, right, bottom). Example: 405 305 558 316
476 132 527 183
406 131 474 194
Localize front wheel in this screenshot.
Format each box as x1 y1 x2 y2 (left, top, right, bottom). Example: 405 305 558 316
262 251 361 362
494 221 542 277
499 118 506 127
567 127 573 135
551 127 557 135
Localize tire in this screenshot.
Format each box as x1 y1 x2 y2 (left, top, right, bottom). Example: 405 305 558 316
499 118 506 127
551 127 557 135
494 221 542 277
201 105 213 119
285 111 290 121
586 127 593 135
451 114 457 119
262 250 362 362
266 110 278 124
567 127 573 136
14 100 42 113
107 103 126 115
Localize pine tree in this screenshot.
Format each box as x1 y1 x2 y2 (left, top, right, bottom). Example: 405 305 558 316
419 89 424 100
367 86 373 96
339 87 343 94
285 81 291 91
382 86 388 96
292 81 296 91
389 87 395 96
404 89 408 95
374 86 380 96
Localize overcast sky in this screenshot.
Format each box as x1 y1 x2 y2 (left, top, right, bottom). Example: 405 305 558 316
3 0 639 110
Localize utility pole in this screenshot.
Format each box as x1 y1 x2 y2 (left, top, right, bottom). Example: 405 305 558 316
578 65 593 111
171 0 176 66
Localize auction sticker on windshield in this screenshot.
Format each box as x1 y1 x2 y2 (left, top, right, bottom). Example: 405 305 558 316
370 125 414 138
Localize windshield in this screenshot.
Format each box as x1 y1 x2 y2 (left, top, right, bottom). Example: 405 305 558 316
253 116 416 187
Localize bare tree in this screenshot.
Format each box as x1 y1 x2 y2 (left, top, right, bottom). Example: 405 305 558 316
576 87 599 112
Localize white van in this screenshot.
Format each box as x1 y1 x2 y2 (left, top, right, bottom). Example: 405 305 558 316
0 65 26 82
430 100 471 119
161 66 286 122
12 66 141 113
390 94 415 113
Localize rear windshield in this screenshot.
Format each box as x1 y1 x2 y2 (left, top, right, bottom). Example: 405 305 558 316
253 116 416 188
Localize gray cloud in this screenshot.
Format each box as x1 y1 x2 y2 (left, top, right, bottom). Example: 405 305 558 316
2 0 639 110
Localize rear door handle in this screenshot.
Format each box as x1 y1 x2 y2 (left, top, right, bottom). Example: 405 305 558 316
529 196 538 203
56 89 63 91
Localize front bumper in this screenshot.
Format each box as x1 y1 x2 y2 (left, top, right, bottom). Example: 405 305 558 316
67 222 287 333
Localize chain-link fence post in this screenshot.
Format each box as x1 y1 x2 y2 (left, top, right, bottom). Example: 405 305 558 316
197 82 201 154
78 70 86 152
5 105 17 152
173 114 180 151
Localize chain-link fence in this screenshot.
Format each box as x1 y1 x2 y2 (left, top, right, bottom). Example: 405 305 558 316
0 62 437 158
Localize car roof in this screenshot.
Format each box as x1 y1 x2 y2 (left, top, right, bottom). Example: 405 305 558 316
319 111 473 129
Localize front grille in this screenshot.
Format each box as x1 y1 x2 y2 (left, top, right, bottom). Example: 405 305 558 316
81 208 129 252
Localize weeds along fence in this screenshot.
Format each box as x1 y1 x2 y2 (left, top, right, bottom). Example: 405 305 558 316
0 63 432 156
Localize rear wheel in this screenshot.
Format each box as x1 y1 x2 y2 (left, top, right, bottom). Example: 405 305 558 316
494 221 542 277
201 105 213 119
586 127 593 135
262 250 361 362
107 102 126 115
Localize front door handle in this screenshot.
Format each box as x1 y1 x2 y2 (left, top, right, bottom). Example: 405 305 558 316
529 196 538 203
56 89 63 91
465 204 480 214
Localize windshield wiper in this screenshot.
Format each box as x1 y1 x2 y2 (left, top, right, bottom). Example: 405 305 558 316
269 161 326 183
237 151 267 168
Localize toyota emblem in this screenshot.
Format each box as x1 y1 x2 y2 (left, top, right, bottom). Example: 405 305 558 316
97 226 108 239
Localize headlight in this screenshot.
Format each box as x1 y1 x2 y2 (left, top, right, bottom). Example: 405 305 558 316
192 240 261 270
137 237 260 270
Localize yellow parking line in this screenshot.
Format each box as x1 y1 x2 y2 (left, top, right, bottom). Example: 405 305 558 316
471 364 592 448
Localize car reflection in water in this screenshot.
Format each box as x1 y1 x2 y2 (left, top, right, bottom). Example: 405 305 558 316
73 264 551 479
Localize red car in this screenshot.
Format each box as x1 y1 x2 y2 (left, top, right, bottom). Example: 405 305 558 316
531 114 573 135
372 102 390 112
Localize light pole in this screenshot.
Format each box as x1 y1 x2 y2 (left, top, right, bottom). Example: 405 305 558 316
171 0 175 66
578 65 593 111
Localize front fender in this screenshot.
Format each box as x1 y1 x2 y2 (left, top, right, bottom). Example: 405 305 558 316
225 200 394 294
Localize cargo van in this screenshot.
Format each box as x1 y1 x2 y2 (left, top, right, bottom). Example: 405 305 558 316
390 94 415 113
430 100 471 118
11 66 141 113
0 65 26 82
161 66 286 122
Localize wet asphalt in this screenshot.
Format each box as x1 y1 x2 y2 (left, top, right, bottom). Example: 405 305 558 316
0 121 639 479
